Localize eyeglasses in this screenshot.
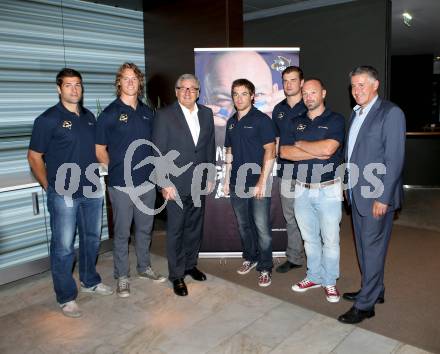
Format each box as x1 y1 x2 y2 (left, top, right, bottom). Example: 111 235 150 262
176 87 199 93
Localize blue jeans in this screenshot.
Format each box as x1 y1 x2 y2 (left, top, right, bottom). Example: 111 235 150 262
230 188 273 272
47 186 103 304
294 182 342 286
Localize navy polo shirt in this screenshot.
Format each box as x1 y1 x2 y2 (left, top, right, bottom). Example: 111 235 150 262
29 102 100 198
96 98 154 187
272 99 307 178
224 106 276 189
289 108 345 183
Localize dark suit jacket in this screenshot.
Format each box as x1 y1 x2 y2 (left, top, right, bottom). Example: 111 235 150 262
152 101 216 196
345 97 406 216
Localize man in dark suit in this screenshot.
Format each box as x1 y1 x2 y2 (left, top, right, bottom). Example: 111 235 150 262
152 73 216 296
338 65 406 324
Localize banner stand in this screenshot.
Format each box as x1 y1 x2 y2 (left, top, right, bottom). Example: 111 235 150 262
195 47 300 256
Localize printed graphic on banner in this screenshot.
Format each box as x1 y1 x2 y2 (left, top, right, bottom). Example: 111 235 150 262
194 48 300 253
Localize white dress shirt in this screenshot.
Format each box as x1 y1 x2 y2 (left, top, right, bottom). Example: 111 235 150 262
179 103 200 145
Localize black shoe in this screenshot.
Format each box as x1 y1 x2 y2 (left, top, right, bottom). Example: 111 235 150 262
172 278 188 296
184 267 207 281
275 260 302 273
338 306 375 324
342 290 385 304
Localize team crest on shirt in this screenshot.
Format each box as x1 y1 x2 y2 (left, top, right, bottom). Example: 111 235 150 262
277 112 285 119
228 123 235 130
297 123 307 132
62 120 72 129
119 113 128 123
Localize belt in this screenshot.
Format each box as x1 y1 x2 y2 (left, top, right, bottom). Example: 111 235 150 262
296 178 340 189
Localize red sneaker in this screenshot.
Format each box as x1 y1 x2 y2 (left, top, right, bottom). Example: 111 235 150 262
258 271 272 287
291 278 321 292
323 285 340 303
237 261 257 275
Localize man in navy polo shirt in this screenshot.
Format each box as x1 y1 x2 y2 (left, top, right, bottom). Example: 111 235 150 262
223 78 276 287
272 66 307 274
280 78 345 303
28 68 113 318
96 63 165 298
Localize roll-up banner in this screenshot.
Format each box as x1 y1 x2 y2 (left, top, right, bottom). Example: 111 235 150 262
195 48 300 257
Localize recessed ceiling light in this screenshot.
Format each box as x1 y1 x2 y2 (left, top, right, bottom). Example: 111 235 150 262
402 12 412 27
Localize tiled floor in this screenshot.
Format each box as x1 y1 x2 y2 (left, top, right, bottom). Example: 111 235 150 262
0 251 432 354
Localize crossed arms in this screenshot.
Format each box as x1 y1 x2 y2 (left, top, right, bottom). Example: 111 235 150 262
279 139 340 161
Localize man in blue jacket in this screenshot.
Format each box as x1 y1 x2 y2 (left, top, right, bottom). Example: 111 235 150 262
339 65 406 324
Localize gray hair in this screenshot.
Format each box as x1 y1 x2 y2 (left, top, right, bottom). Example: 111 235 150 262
175 73 200 89
349 65 379 81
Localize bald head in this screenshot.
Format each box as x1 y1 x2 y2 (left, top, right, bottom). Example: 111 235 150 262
206 52 271 91
203 52 273 117
302 78 327 115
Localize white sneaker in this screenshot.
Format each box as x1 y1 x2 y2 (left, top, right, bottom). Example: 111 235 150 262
117 277 130 298
60 300 82 318
80 282 114 296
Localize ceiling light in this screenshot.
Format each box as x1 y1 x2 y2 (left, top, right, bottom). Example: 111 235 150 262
402 12 412 27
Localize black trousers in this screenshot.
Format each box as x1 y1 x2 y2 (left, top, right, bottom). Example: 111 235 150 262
166 195 205 281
